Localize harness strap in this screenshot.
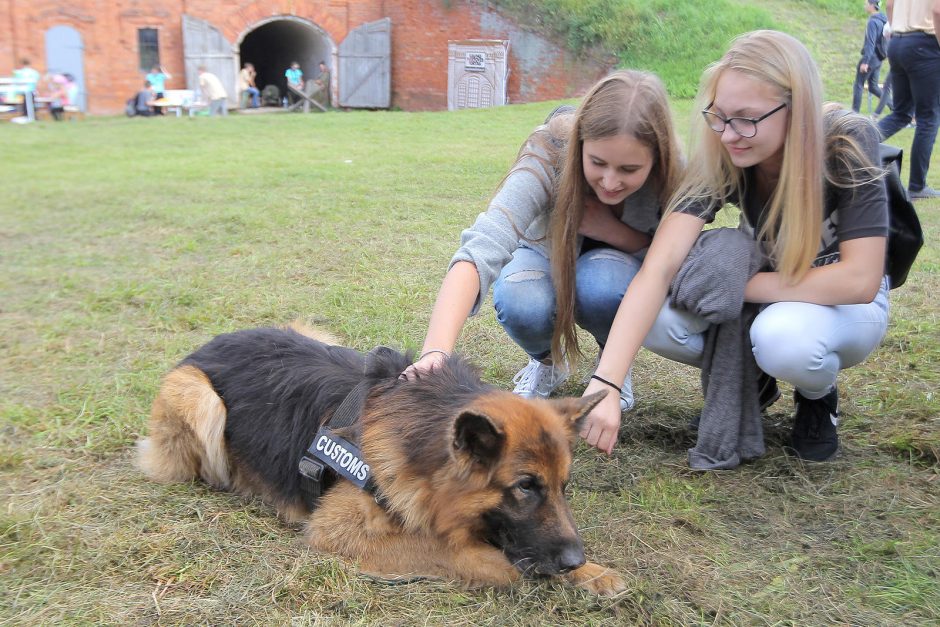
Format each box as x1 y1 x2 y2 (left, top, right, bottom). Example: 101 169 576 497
298 346 399 510
328 380 373 429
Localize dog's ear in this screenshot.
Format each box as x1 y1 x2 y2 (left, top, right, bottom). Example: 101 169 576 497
453 410 505 467
549 391 607 431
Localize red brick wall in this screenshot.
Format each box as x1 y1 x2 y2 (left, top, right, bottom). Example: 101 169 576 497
1 0 610 115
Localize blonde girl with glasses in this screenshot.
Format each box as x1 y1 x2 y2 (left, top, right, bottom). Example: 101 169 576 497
581 30 890 462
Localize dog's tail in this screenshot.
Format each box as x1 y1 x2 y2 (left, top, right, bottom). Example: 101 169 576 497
137 365 231 489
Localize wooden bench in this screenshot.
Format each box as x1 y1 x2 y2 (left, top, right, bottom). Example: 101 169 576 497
32 101 85 121
62 105 84 120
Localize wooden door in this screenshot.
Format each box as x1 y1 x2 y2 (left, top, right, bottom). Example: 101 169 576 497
45 26 86 110
183 15 237 106
338 18 391 109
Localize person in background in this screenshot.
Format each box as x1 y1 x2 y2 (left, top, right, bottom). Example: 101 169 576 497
285 61 303 106
198 65 228 116
873 69 893 118
13 58 40 116
851 0 889 114
133 80 156 117
238 62 260 109
145 65 171 115
877 0 940 199
314 60 331 108
62 73 79 110
47 74 69 121
401 70 684 414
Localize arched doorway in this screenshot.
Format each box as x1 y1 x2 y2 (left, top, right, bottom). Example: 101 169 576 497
238 18 334 104
44 25 86 110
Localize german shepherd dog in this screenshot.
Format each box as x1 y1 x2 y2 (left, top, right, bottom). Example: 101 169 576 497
138 323 626 595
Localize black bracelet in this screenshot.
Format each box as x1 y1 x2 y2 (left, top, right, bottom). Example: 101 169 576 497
590 374 621 393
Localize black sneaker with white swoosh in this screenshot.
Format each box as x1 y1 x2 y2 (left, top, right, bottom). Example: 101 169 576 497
790 386 840 461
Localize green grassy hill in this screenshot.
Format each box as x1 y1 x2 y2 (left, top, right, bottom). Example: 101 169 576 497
497 0 868 103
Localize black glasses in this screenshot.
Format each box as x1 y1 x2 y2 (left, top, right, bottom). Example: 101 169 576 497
701 102 787 138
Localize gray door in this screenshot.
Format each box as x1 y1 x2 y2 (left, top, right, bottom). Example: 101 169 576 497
338 18 391 109
182 14 236 106
44 25 86 110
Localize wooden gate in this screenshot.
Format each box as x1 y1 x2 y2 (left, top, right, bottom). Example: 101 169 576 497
182 14 236 106
338 18 391 109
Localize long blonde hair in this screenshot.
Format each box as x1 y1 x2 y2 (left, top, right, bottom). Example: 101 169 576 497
667 30 881 281
668 30 826 280
546 69 683 364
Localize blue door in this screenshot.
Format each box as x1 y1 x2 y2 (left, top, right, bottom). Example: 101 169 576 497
45 25 86 111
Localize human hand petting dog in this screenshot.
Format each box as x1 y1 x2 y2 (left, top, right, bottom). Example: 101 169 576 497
399 348 449 380
579 378 622 454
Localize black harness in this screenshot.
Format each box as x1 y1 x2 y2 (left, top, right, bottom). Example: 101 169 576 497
298 347 395 511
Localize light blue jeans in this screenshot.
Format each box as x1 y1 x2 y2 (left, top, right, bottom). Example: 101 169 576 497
492 245 643 361
643 276 891 400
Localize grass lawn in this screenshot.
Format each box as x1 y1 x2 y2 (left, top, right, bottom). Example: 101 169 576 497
2 11 939 627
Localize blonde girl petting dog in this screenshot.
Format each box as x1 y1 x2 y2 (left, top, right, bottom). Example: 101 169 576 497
581 31 890 461
402 70 683 410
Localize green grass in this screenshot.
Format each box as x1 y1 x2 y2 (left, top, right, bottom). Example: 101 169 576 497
495 0 775 97
493 0 874 99
2 5 939 625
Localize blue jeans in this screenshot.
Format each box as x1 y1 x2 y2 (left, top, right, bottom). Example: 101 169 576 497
492 246 643 360
878 32 940 191
643 277 890 399
208 98 228 116
243 87 261 108
875 70 893 115
851 59 883 113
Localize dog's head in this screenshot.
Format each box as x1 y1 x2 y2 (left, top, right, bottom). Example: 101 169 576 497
450 390 606 576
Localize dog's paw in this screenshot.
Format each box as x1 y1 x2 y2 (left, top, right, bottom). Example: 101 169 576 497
564 562 627 596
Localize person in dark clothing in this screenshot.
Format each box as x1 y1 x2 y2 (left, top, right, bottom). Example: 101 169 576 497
878 0 940 199
134 81 156 117
874 69 893 117
852 0 889 113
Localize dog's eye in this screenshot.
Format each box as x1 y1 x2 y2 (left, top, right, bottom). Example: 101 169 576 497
515 477 538 494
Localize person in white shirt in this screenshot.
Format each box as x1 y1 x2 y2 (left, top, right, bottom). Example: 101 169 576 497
198 66 228 116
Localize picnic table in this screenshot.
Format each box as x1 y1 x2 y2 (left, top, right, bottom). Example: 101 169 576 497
152 89 207 117
0 77 37 122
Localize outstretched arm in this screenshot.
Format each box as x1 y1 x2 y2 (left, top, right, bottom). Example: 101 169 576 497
401 261 480 378
580 211 705 454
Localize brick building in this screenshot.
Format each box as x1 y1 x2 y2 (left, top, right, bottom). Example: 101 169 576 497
0 0 611 115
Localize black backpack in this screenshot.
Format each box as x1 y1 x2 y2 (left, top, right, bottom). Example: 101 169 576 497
880 144 923 289
875 23 889 61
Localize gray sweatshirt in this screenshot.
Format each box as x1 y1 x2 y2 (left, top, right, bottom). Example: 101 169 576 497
449 138 662 315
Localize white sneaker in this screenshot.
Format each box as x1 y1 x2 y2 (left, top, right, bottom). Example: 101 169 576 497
512 358 570 399
585 355 636 412
619 368 635 412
